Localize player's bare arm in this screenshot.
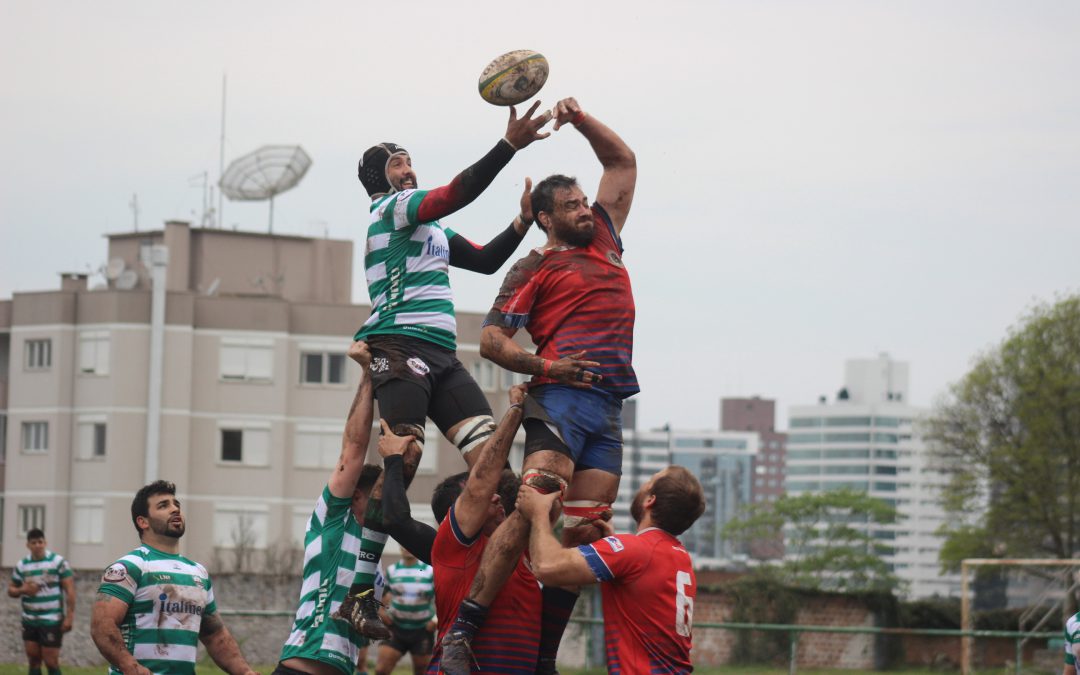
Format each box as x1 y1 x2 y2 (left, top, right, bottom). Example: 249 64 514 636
480 324 602 386
91 593 150 675
516 487 598 587
329 342 375 499
454 385 527 538
552 97 636 233
61 576 75 632
199 612 258 675
7 579 37 597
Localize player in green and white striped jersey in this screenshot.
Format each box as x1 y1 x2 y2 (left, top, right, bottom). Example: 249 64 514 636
91 481 256 675
375 550 436 675
1065 610 1080 675
7 529 75 675
276 341 388 675
341 101 553 641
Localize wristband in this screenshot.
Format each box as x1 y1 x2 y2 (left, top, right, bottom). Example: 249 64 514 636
541 359 552 377
509 402 524 412
571 111 587 127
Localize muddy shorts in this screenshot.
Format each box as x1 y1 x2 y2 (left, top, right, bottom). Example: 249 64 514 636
523 384 624 475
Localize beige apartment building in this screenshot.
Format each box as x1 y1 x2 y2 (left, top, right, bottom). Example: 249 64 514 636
0 221 524 569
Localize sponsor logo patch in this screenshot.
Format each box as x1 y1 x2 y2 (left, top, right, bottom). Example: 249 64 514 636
371 357 390 374
603 536 624 553
606 250 624 268
407 357 430 376
102 563 127 583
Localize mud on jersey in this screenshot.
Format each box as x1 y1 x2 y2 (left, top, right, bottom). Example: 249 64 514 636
12 551 72 627
279 485 373 675
98 545 217 675
357 189 460 351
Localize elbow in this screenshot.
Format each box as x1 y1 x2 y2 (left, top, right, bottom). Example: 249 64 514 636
479 331 497 360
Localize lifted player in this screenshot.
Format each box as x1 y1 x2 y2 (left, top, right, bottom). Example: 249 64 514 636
440 97 637 673
8 529 75 675
340 104 552 638
518 466 705 675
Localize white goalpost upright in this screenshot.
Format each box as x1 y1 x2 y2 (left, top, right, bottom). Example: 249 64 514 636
960 558 1080 675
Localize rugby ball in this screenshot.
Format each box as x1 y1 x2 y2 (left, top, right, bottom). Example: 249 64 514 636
478 50 549 106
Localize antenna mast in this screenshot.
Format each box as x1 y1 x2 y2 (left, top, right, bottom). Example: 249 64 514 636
218 73 227 228
129 193 140 231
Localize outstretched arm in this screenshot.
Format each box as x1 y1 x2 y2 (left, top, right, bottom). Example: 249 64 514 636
378 423 437 564
199 612 257 675
517 487 598 587
328 342 375 499
453 386 527 538
448 178 535 274
415 105 551 223
552 98 636 233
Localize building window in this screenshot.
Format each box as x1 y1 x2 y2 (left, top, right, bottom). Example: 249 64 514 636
22 422 48 454
300 352 346 385
25 339 52 370
71 498 104 544
292 506 312 548
470 360 497 392
213 505 269 549
219 424 270 466
18 505 45 535
76 417 107 460
294 425 342 469
220 338 273 382
79 331 110 375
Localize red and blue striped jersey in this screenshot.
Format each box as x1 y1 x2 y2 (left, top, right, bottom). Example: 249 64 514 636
428 505 541 674
578 528 696 674
484 204 638 398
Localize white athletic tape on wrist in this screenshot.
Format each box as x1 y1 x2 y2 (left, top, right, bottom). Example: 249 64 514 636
452 415 496 456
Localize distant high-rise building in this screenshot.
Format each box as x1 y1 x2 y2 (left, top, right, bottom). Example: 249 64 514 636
721 397 786 559
785 354 959 598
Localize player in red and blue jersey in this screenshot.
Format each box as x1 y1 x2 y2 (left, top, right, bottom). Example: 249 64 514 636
517 466 706 675
439 97 638 674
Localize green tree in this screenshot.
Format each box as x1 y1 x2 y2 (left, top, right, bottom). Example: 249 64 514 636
722 488 901 592
925 295 1080 566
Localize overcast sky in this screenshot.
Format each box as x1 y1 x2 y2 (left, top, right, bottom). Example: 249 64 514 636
2 1 1077 431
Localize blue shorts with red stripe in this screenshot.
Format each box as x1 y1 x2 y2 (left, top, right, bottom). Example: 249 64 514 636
523 384 624 475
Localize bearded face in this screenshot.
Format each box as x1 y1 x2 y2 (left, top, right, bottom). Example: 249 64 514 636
545 186 595 247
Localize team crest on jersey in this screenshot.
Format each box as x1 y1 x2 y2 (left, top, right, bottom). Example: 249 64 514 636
102 563 127 583
371 357 390 374
603 536 624 553
606 250 624 268
193 576 204 589
407 357 430 376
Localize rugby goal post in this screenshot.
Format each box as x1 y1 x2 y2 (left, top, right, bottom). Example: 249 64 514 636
961 558 1080 675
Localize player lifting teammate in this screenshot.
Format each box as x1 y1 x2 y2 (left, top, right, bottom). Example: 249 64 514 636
337 103 554 639
439 96 638 673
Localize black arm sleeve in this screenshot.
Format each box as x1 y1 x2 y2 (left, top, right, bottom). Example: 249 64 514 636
448 222 526 274
415 139 516 222
381 454 436 565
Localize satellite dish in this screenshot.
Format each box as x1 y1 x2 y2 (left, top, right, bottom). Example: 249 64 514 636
219 145 312 233
116 269 139 290
105 258 126 280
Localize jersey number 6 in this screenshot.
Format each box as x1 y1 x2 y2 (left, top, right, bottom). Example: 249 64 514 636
675 570 693 638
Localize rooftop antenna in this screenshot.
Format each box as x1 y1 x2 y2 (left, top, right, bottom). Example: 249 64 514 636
219 145 313 233
189 171 215 227
129 193 140 231
218 73 227 229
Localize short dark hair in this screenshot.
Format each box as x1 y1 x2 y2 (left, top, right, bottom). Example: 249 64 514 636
356 464 382 493
531 174 579 233
431 472 469 524
649 466 706 536
26 529 45 542
132 480 176 538
430 470 521 525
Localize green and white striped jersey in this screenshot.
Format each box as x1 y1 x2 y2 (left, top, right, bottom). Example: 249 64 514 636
97 545 217 675
355 189 459 351
1065 611 1080 671
385 560 434 631
279 485 373 675
12 551 73 627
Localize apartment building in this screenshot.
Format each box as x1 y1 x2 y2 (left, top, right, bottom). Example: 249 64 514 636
0 221 524 570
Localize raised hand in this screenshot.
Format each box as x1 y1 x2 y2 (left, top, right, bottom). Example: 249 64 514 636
377 419 416 459
551 97 584 131
504 100 552 150
348 340 371 368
